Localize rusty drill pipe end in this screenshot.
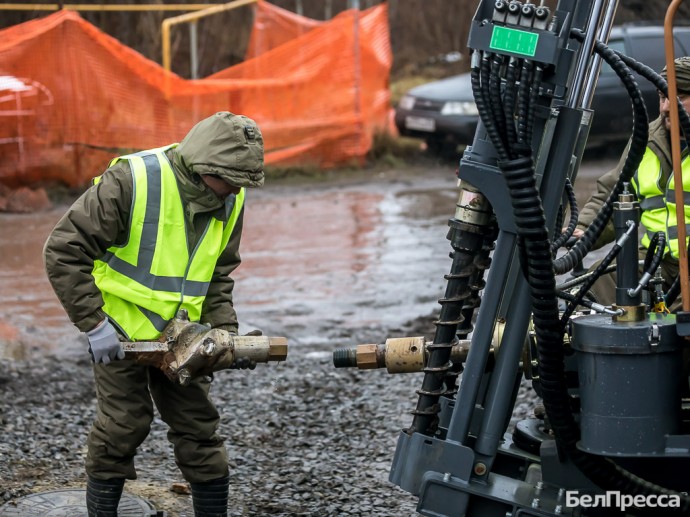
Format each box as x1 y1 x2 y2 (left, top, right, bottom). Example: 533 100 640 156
332 344 386 369
268 337 288 361
333 348 358 368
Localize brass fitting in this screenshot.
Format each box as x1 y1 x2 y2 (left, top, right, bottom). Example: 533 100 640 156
333 336 489 374
268 337 288 361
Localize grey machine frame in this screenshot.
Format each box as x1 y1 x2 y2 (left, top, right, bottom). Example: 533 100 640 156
382 0 690 516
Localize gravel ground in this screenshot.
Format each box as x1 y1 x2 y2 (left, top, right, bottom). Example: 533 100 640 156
0 313 539 517
0 161 549 516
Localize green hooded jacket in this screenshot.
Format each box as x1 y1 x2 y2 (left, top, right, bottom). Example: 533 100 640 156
44 112 264 334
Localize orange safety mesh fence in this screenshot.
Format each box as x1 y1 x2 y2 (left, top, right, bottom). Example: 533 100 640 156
245 1 323 59
0 1 391 188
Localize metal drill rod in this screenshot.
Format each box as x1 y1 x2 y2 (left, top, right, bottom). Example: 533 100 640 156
445 230 517 445
122 309 288 385
567 0 608 109
407 239 478 435
440 227 496 398
408 185 494 436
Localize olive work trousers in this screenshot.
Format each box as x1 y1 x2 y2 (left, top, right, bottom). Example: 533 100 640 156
85 360 229 483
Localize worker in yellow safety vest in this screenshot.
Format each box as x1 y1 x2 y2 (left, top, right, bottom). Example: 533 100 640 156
44 112 264 517
573 57 690 310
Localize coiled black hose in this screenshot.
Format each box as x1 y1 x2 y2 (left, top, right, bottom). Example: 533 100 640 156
559 235 625 326
553 31 649 276
551 178 578 252
471 54 508 159
503 57 520 152
643 231 666 274
481 53 501 147
517 60 534 151
666 270 682 307
526 64 544 148
490 54 508 142
615 51 690 143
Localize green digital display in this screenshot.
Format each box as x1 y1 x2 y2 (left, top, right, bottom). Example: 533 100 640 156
490 25 539 57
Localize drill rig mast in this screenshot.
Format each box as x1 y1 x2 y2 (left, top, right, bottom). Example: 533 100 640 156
335 1 690 515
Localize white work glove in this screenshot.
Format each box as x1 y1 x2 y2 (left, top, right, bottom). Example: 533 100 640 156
86 319 125 365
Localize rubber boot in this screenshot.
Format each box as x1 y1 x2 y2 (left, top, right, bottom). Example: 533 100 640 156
86 477 125 517
190 475 229 517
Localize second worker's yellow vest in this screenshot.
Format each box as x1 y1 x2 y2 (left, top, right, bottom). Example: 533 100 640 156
631 146 690 259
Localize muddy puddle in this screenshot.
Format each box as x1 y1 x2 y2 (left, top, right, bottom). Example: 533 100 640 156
0 158 613 361
0 167 460 360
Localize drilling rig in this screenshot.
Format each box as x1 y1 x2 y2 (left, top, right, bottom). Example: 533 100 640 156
335 0 690 515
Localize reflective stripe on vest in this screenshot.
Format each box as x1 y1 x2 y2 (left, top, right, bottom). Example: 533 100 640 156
665 151 690 258
91 145 245 340
631 147 690 259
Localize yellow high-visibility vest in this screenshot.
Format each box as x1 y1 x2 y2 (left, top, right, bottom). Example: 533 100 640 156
631 147 690 259
91 145 245 340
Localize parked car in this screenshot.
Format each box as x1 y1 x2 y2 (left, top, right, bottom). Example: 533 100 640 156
394 24 690 156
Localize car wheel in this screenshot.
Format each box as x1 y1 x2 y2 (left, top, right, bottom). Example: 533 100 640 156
425 138 461 162
424 138 445 155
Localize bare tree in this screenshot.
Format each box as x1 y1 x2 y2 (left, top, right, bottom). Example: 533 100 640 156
2 0 690 78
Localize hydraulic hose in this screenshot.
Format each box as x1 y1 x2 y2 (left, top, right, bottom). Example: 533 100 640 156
556 289 621 316
666 272 682 308
517 60 535 152
553 31 649 276
627 231 666 299
642 231 666 281
556 263 617 291
471 52 508 160
615 51 690 150
481 53 501 148
526 64 544 147
503 57 520 151
490 54 508 143
559 224 631 326
551 178 579 252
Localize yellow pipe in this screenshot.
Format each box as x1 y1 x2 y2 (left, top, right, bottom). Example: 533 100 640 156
161 0 258 72
0 4 223 11
664 0 690 313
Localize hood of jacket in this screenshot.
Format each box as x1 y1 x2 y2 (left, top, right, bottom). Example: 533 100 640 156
174 111 264 189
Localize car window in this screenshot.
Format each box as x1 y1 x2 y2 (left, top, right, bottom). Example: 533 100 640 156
675 30 690 55
598 31 690 85
627 35 689 74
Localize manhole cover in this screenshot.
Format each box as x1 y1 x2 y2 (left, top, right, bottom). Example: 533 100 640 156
0 489 159 516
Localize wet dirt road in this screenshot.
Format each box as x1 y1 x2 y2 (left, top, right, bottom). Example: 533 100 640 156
0 157 616 361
